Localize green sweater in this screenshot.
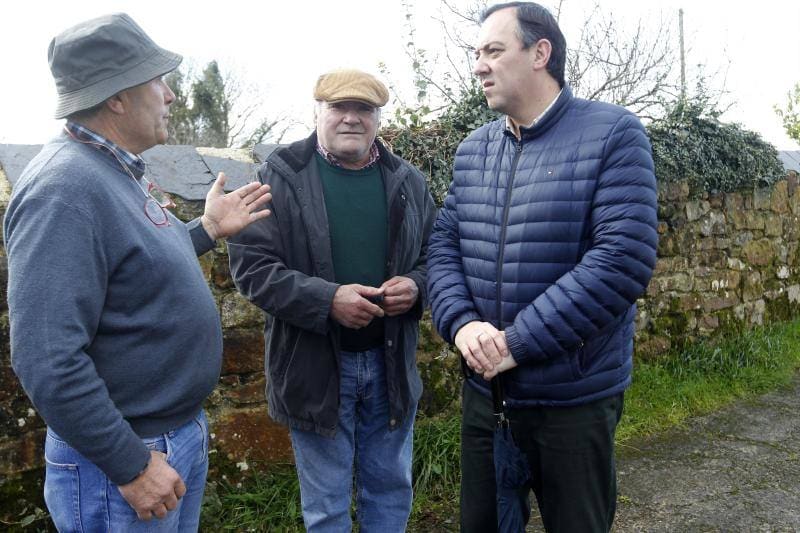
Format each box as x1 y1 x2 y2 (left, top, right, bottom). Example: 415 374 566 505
316 153 387 351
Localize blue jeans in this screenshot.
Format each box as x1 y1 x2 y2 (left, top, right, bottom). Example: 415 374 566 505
290 347 415 533
43 411 209 532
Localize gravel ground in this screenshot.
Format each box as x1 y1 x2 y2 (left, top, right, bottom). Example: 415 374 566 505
610 375 800 532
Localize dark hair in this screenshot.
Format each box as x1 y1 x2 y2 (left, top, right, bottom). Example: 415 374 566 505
481 2 566 87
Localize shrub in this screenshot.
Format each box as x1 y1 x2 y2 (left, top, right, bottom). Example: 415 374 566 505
381 81 500 205
647 98 785 196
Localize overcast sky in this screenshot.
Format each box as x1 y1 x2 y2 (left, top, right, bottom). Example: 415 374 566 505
1 0 798 149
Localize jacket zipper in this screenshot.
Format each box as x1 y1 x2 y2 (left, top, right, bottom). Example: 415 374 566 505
495 139 524 328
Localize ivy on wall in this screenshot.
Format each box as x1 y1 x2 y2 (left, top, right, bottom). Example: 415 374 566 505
648 99 785 196
381 85 785 205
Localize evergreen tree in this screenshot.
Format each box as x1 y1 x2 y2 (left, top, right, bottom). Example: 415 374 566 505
165 61 284 148
165 69 196 145
189 61 229 148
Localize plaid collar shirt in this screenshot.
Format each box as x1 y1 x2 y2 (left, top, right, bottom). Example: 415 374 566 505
315 140 381 170
64 121 147 179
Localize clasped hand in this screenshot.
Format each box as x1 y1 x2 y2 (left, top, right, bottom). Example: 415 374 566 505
454 321 517 380
330 276 419 328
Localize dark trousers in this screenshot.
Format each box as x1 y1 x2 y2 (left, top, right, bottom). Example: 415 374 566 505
460 382 624 533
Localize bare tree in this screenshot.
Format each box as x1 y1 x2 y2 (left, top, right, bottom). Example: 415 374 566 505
391 0 726 123
566 6 676 119
380 0 484 121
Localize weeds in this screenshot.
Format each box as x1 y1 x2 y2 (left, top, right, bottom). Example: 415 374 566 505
200 465 303 532
409 414 461 531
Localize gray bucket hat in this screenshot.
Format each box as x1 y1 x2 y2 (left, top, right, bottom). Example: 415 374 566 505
49 13 182 119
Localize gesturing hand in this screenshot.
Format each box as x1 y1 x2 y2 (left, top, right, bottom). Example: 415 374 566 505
118 450 186 521
330 284 385 329
379 276 419 316
201 172 272 240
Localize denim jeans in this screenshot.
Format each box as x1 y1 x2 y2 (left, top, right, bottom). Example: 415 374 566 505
290 347 415 533
43 411 209 532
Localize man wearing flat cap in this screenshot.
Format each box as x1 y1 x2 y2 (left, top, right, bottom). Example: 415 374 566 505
228 68 436 531
4 13 271 530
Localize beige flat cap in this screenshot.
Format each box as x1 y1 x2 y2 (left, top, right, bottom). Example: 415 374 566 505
313 69 389 107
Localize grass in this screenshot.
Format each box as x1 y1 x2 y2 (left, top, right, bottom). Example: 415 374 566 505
200 465 303 531
408 414 461 531
198 416 463 532
199 318 800 531
618 318 800 442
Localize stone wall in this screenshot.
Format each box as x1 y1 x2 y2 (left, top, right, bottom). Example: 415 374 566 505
0 142 798 488
635 174 800 356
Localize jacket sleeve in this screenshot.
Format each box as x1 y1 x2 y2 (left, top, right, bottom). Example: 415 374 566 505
504 114 659 364
227 163 339 335
5 196 150 485
427 163 483 343
399 170 438 320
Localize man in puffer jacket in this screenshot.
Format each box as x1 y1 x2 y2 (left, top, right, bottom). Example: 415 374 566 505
427 2 658 532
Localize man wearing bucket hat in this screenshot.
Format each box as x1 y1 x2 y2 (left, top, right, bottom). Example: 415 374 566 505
228 69 436 531
4 13 271 530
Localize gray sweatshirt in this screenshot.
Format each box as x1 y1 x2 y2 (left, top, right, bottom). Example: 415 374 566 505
4 135 222 484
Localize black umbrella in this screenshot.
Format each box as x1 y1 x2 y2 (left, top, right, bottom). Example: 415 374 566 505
491 377 531 532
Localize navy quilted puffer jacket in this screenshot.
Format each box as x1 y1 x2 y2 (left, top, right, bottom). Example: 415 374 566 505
427 86 658 406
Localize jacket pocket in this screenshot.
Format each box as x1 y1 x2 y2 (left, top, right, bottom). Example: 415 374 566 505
267 320 339 430
267 319 300 388
571 324 621 379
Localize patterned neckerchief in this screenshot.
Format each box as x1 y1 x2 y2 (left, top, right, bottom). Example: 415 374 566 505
64 121 147 179
315 140 381 170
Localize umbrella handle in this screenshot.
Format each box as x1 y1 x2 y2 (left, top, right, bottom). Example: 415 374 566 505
491 377 508 426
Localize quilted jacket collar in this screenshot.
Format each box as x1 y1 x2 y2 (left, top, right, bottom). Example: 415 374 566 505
504 84 574 142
